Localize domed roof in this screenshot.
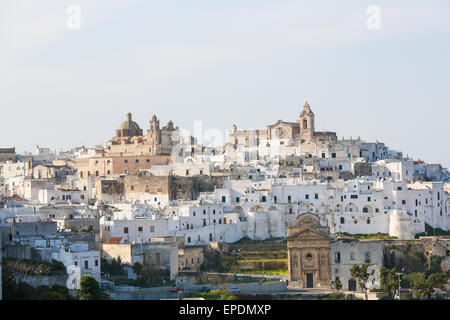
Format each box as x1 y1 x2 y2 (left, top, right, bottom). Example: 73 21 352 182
119 113 141 130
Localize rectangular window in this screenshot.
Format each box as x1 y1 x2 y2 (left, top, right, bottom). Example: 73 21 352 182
332 153 336 158
274 196 277 203
236 197 240 203
305 194 309 200
150 226 155 232
321 153 325 158
84 260 89 269
222 196 226 203
261 196 267 202
367 197 371 202
124 227 128 234
335 252 341 263
138 226 143 232
95 260 99 267
314 193 318 200
288 195 291 203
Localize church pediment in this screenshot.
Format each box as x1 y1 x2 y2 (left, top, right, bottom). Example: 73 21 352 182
288 227 330 241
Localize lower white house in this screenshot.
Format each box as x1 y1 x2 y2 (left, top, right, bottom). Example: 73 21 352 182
52 243 101 289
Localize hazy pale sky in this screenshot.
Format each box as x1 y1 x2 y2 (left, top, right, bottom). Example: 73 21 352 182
0 0 449 167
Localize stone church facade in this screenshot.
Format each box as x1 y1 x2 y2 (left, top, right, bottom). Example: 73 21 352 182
105 113 180 157
287 213 332 289
226 102 361 160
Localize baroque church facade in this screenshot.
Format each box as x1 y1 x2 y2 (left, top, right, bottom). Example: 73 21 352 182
106 113 181 157
287 213 332 289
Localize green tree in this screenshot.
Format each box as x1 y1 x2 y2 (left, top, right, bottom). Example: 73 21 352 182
77 276 111 300
132 262 143 276
401 272 425 289
334 278 342 292
428 255 445 275
427 273 448 290
412 278 433 300
380 267 398 299
350 264 370 292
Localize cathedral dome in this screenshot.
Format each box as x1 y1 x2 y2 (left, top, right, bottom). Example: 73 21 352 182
119 113 141 130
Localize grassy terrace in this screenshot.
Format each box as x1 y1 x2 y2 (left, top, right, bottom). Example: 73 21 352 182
237 258 288 263
233 237 287 245
336 232 397 240
239 269 288 276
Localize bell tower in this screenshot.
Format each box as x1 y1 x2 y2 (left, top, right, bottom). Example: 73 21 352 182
299 101 315 142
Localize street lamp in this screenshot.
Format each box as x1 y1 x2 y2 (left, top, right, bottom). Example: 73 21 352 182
395 268 405 300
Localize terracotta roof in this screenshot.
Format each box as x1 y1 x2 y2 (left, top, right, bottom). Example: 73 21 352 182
4 197 27 202
108 237 122 244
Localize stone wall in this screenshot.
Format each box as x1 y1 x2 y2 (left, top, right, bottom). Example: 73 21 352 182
11 273 68 288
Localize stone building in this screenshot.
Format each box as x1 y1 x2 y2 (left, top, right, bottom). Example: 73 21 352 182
68 154 172 178
102 240 179 279
226 102 361 161
287 213 385 291
0 148 16 163
330 239 383 291
105 113 180 157
287 213 332 289
95 174 224 206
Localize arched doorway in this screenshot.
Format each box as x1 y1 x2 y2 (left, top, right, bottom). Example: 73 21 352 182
348 278 357 291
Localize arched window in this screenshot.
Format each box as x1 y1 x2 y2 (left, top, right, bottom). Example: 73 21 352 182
303 119 308 129
306 253 312 260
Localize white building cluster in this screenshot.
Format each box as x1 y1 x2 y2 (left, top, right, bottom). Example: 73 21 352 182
0 102 449 294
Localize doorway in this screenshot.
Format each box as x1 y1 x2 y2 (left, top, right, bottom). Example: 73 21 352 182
306 273 314 288
348 278 357 291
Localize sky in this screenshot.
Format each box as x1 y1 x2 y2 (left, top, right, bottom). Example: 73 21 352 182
0 0 449 167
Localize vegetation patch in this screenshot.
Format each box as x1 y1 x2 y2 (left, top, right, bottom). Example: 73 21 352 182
239 268 288 276
415 224 450 237
3 258 66 276
337 232 397 240
184 289 238 300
